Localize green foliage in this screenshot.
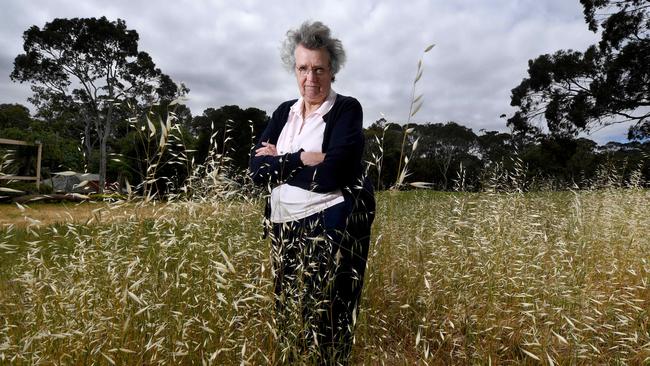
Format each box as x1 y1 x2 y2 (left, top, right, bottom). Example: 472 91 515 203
4 101 646 197
477 131 515 165
413 122 480 189
11 16 186 192
109 103 196 198
192 105 268 172
364 118 649 191
0 104 31 130
509 0 650 139
364 119 405 190
0 104 84 176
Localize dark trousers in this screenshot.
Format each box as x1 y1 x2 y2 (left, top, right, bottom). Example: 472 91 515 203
271 198 373 365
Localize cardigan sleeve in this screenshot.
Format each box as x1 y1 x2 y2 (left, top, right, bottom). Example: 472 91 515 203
249 102 304 187
287 97 364 193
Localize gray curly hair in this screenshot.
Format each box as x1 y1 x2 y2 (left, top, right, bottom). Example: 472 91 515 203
281 21 346 81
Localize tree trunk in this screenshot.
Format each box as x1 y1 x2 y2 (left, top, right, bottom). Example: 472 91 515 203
83 119 93 172
97 105 114 194
438 152 452 191
99 133 107 194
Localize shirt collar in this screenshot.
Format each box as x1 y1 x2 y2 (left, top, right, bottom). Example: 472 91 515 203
290 89 337 119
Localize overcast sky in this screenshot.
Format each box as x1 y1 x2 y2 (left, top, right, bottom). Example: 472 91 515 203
0 0 633 143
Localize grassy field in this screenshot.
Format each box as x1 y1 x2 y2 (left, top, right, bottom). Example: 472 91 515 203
0 200 182 227
0 189 649 365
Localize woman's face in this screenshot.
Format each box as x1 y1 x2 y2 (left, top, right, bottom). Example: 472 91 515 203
294 44 332 106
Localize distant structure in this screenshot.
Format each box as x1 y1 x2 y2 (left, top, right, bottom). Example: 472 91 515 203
48 173 100 193
0 138 42 189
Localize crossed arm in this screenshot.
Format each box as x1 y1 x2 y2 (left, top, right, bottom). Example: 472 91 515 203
255 142 325 166
249 97 363 192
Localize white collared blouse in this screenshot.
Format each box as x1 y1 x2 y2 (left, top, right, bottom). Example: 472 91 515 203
269 89 345 223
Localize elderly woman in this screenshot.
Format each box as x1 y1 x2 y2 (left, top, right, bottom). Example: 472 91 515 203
249 21 375 363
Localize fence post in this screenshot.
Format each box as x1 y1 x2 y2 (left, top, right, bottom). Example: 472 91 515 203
36 141 42 190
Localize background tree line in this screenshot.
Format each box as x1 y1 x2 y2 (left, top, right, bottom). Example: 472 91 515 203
2 101 648 193
364 119 649 191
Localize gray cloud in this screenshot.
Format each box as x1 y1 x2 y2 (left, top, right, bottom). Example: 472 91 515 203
0 0 633 143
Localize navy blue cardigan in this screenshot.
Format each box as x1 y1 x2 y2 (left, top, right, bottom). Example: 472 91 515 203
249 94 365 193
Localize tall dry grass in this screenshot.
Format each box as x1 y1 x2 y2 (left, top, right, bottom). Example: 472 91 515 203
1 186 649 364
356 188 649 364
0 202 169 227
1 200 276 364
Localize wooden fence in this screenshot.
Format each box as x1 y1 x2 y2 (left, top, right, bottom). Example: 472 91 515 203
0 138 43 189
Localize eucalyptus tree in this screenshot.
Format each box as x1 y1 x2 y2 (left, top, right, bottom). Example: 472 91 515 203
509 0 650 140
11 16 183 192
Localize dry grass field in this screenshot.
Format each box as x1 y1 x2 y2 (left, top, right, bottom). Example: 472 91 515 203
0 201 174 227
0 188 649 364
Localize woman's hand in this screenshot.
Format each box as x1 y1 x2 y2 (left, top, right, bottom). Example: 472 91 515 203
300 151 325 166
255 142 323 166
255 142 277 156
